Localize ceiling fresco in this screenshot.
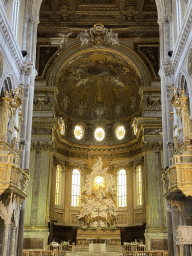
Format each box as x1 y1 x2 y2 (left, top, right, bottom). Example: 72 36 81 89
56 51 142 121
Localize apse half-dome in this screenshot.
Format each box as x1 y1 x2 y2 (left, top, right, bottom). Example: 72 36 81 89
56 51 142 122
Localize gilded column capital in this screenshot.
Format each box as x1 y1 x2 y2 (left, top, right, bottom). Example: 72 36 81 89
30 141 55 152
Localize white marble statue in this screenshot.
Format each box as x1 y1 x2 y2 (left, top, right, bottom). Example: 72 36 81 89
78 157 117 227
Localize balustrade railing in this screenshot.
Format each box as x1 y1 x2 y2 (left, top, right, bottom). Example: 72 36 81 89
123 252 168 256
22 250 66 256
22 249 168 256
169 154 192 167
162 153 192 197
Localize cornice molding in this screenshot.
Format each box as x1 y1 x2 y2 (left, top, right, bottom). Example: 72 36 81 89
171 9 192 74
0 10 23 71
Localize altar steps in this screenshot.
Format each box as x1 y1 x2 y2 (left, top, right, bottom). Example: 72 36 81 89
66 253 123 256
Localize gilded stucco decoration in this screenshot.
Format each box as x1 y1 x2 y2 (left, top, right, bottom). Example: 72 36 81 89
56 51 142 121
77 24 119 48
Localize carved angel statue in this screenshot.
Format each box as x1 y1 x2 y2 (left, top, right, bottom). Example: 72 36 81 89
105 29 119 46
50 32 72 48
58 32 72 48
77 30 90 46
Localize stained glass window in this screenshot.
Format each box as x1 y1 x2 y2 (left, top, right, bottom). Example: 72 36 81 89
95 127 105 141
118 169 127 207
55 165 62 205
74 125 83 140
71 169 80 207
136 166 142 206
116 125 125 140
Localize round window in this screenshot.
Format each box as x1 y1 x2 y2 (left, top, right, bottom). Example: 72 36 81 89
74 125 84 140
116 125 125 140
95 127 105 141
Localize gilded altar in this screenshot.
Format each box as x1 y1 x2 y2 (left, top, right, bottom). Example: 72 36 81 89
76 228 121 245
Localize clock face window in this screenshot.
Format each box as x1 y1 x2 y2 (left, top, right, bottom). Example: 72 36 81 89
74 125 84 140
95 127 105 141
116 125 125 140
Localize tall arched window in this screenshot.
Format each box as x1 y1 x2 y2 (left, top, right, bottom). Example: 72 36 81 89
118 169 127 207
12 0 20 36
71 169 80 207
136 166 142 206
55 165 62 206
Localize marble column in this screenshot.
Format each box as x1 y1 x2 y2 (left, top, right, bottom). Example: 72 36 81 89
10 223 17 256
144 142 167 250
171 206 181 256
165 85 173 160
64 167 72 225
31 143 41 226
2 223 10 256
17 201 26 256
166 202 174 256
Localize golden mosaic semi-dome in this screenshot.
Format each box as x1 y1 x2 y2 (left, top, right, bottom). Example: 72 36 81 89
56 51 142 122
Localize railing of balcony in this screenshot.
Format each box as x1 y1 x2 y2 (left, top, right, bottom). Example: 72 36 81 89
169 154 192 167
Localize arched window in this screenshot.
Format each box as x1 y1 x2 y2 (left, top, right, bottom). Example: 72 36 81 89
71 169 80 207
136 166 142 206
12 0 20 36
55 165 62 206
118 169 127 207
